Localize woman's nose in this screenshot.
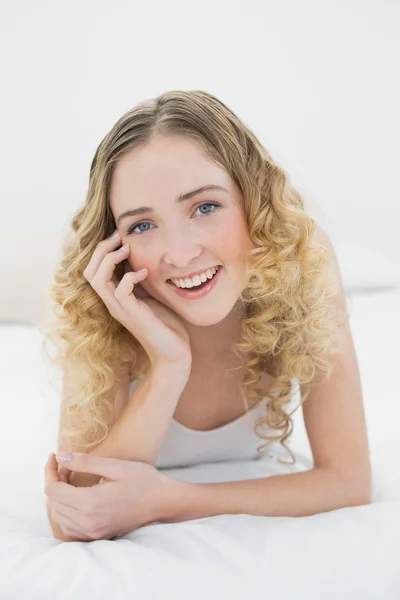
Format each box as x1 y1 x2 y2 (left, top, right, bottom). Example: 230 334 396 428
161 230 202 267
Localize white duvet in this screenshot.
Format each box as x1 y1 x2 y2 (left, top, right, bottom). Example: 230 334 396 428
0 289 399 599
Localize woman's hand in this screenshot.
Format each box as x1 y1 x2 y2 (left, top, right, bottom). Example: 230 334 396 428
44 452 178 541
83 230 192 369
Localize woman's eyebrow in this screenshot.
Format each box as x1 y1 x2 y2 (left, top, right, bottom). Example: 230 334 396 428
116 184 228 226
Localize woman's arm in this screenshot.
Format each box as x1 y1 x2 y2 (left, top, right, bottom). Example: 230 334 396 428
48 363 190 538
91 363 190 460
163 466 371 523
64 363 190 486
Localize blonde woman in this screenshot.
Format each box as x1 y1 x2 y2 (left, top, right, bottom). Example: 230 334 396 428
42 90 371 542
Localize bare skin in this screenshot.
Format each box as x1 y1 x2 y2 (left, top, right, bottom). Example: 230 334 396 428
109 134 267 430
110 137 254 359
172 367 275 431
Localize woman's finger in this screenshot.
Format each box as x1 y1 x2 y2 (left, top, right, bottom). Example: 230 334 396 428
61 526 92 541
57 464 72 483
113 270 147 303
51 508 93 541
83 232 123 281
44 453 60 494
48 497 85 526
52 510 93 541
89 243 131 300
90 249 148 322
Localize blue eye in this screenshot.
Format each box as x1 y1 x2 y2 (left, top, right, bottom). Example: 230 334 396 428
126 202 221 235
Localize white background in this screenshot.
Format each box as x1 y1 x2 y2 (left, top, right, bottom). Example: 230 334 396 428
0 0 399 263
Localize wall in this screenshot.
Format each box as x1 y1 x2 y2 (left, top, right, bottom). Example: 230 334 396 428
0 0 399 266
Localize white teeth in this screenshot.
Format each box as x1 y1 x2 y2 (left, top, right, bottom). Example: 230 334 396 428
170 266 219 288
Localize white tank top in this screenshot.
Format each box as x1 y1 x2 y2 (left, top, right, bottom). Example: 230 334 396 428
129 377 300 469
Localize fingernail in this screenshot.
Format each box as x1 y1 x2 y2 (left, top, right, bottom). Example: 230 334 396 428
110 230 120 239
56 452 72 462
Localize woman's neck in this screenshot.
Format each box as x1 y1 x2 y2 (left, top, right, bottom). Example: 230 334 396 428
184 301 246 368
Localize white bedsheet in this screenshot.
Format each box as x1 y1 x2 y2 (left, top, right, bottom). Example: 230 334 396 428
0 289 399 599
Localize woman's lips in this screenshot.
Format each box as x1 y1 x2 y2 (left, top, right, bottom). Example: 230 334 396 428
166 266 223 299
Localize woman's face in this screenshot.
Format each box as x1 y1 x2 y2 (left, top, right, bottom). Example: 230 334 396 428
109 135 254 326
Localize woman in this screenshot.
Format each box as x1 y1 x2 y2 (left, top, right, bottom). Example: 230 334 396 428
42 89 371 542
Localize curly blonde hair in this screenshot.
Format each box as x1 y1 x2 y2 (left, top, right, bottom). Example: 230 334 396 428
38 89 347 465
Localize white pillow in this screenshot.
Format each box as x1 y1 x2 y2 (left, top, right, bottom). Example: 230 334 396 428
333 242 400 293
0 232 399 324
0 230 62 325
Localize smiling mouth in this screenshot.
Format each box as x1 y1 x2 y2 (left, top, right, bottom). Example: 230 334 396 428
166 266 222 288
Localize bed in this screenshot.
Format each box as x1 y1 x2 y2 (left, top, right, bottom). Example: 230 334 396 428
0 240 399 599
